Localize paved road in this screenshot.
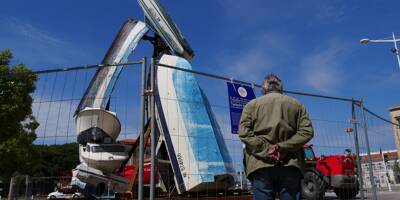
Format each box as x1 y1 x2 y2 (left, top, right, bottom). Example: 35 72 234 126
324 190 400 200
376 191 400 200
156 191 400 199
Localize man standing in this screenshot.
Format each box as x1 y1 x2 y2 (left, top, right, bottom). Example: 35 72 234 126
239 74 314 200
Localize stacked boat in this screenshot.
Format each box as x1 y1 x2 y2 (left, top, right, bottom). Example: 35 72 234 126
137 0 236 192
71 19 149 196
76 108 128 172
71 0 237 197
72 108 131 195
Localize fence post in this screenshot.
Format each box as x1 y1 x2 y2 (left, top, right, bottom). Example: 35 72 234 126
352 100 365 199
24 175 29 200
7 177 14 200
138 57 147 200
360 100 378 200
149 58 156 200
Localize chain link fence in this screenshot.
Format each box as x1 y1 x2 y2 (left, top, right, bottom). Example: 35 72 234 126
359 106 400 197
5 59 399 199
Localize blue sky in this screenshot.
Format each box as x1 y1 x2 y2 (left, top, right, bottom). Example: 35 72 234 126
1 0 399 112
1 1 399 156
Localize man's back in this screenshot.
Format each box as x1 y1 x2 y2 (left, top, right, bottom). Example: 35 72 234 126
239 92 313 176
249 92 304 144
239 74 313 200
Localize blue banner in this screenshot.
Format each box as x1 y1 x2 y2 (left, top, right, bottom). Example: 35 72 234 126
227 82 256 134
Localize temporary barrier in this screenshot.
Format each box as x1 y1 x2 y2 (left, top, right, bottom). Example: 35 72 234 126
9 58 399 200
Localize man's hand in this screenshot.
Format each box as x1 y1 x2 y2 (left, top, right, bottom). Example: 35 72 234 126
267 144 280 161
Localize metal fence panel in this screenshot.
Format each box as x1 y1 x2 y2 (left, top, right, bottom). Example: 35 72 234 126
12 60 400 199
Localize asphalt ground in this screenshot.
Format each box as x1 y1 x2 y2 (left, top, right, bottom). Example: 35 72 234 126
325 191 400 200
155 190 400 200
13 191 400 199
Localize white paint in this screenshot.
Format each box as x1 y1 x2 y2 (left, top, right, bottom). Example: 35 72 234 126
157 55 201 191
93 21 147 108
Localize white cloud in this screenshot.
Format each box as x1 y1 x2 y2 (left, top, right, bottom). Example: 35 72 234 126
216 0 350 26
300 41 347 93
4 17 64 46
218 32 293 82
32 99 78 144
0 16 96 67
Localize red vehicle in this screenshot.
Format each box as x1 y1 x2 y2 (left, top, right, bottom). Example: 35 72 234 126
302 145 359 200
316 149 359 199
120 162 159 185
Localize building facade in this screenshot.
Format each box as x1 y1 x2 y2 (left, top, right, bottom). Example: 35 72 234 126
388 105 400 158
360 150 400 188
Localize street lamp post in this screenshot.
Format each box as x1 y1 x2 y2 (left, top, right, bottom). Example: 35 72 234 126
360 32 400 69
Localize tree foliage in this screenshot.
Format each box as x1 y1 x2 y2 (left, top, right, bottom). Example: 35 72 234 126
32 143 79 177
394 160 400 176
0 49 39 181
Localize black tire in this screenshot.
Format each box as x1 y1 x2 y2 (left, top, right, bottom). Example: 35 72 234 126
49 195 56 199
302 171 326 200
334 188 359 200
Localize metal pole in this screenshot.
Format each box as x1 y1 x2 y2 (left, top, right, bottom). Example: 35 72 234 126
149 58 156 200
8 177 14 200
24 176 29 200
360 100 378 200
380 148 392 191
352 101 365 199
138 57 147 200
33 61 143 74
107 180 110 198
392 32 400 69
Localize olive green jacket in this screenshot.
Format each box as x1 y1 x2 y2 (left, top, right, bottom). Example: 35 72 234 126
239 92 314 177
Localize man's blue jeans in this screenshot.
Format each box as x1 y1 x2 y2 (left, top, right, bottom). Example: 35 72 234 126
248 166 302 200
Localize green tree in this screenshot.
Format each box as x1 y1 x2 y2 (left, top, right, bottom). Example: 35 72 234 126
394 160 400 183
32 143 79 177
0 49 39 183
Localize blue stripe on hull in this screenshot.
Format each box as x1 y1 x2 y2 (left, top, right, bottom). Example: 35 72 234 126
172 57 235 182
155 93 186 193
200 88 236 173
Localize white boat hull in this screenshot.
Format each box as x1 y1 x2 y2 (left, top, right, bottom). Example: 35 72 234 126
138 0 194 61
156 55 235 192
72 19 149 197
76 19 148 112
76 108 121 141
79 144 128 173
72 164 129 194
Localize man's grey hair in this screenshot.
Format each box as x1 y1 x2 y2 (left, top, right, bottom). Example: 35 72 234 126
262 74 283 94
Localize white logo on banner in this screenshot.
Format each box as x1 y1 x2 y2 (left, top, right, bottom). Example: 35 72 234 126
238 87 247 97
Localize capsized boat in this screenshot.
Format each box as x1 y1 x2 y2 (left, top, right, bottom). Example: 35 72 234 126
75 19 149 114
138 0 194 61
156 55 236 192
72 18 149 197
72 164 129 196
76 108 121 143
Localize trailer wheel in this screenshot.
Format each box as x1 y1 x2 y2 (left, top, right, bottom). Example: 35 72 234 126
302 171 326 200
